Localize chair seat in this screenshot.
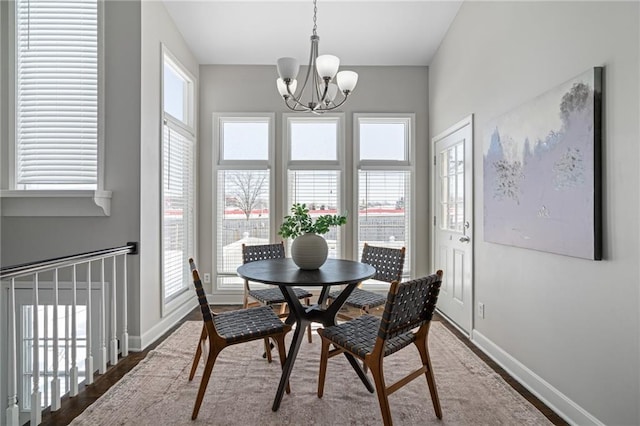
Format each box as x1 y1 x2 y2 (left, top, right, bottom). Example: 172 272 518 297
214 306 289 344
328 287 387 310
248 286 312 305
321 314 416 358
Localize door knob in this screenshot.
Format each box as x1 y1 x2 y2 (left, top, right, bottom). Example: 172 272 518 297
459 235 470 243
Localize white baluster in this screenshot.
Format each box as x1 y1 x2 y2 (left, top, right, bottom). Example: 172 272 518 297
43 305 48 410
6 278 19 426
110 256 118 366
70 264 79 396
31 274 42 426
85 262 94 385
121 254 129 357
51 269 61 410
99 259 107 373
64 305 70 395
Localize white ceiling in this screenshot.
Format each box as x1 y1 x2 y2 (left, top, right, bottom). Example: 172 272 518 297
162 0 463 66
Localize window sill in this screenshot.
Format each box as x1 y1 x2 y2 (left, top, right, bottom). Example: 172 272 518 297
0 190 112 217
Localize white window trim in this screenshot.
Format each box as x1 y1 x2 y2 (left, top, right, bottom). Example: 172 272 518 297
160 45 198 315
283 113 345 170
353 113 416 278
282 113 347 259
1 0 108 217
212 113 275 293
354 113 413 168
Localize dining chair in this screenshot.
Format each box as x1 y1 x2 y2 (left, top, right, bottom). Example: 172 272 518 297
327 243 405 320
187 258 291 420
242 242 313 361
317 271 444 426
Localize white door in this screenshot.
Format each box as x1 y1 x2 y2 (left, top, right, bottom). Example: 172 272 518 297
432 115 473 335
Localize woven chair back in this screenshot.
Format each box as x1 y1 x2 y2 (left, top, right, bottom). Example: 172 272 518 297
361 244 406 283
189 258 214 324
377 271 443 341
242 242 286 264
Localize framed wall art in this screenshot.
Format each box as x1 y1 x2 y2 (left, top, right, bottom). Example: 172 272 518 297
483 67 603 260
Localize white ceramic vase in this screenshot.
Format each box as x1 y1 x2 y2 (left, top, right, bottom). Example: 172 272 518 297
291 233 328 270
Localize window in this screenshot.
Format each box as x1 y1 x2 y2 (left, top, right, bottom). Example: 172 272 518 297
355 114 414 279
214 114 274 290
162 49 196 302
13 0 101 190
285 115 345 258
440 143 465 232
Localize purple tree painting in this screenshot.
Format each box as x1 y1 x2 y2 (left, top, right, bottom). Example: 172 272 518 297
483 67 603 260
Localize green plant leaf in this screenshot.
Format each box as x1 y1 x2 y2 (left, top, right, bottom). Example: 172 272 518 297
277 202 347 239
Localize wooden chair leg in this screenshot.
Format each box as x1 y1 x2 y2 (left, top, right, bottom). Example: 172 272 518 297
192 349 219 420
369 358 393 426
264 338 273 363
189 325 207 381
317 334 331 398
273 333 291 394
415 335 442 419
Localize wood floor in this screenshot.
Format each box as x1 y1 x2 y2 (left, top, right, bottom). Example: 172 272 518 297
39 306 568 426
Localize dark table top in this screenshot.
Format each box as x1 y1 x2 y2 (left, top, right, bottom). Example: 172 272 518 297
237 258 375 286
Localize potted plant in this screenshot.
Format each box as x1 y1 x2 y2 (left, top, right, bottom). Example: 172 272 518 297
278 203 347 269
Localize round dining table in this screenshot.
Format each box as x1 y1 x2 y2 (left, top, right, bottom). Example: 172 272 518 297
237 257 376 412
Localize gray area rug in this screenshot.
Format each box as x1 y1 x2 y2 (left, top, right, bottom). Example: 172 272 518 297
70 321 552 425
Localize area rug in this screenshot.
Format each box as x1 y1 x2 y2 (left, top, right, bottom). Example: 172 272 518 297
70 321 552 425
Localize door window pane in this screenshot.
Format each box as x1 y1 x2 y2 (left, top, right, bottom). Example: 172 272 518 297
440 142 464 232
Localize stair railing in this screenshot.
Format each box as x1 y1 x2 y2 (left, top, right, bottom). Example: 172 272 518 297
1 242 137 426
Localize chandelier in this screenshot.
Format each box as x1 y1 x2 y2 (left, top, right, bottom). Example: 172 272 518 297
276 0 358 113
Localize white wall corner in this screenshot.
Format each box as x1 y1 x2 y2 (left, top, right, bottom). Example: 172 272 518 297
471 329 605 426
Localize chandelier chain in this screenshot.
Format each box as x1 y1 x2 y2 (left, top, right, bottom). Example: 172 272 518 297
312 0 317 35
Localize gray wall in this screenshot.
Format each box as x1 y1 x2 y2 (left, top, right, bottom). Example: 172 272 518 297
429 2 639 425
0 0 143 336
198 65 430 296
139 0 199 343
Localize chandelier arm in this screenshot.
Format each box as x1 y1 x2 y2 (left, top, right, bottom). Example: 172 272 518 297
285 89 312 110
284 95 311 112
314 79 331 111
326 92 351 109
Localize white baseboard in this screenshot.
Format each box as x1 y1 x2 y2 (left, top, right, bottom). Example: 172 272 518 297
128 297 198 352
471 329 603 426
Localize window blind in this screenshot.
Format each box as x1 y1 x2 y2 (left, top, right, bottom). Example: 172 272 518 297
216 170 270 279
288 170 342 258
163 122 195 300
358 170 411 278
16 0 98 188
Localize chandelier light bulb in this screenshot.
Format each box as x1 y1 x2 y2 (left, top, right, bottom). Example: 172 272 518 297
337 70 358 93
326 83 338 102
316 55 340 79
277 78 298 97
277 57 300 81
